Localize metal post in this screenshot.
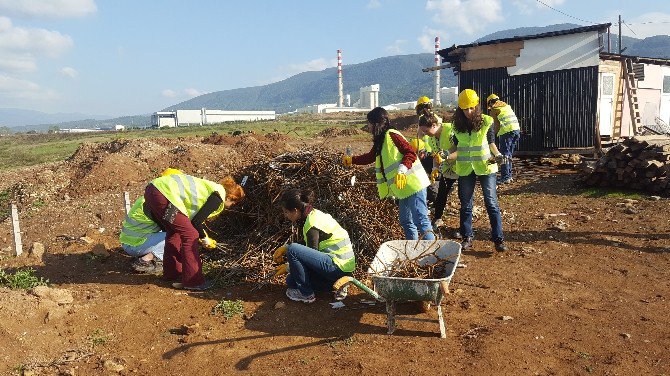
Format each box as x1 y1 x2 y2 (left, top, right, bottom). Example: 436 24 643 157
618 15 622 55
607 26 611 53
11 204 22 257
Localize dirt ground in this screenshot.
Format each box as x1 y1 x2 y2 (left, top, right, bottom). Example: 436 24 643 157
0 130 669 376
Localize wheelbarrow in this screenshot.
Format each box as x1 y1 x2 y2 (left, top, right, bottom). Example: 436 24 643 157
333 239 461 338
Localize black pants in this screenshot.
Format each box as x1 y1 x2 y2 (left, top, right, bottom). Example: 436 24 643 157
433 177 456 222
420 156 438 204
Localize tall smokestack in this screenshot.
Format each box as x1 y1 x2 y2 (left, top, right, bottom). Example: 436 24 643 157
338 49 343 107
434 36 441 106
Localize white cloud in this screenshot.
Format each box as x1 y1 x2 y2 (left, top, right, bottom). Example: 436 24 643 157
0 16 73 58
386 39 407 54
184 88 205 97
60 66 77 78
161 89 177 98
282 58 336 74
426 0 503 35
0 74 57 99
418 27 447 52
626 12 670 38
367 0 381 9
0 52 36 72
0 0 97 19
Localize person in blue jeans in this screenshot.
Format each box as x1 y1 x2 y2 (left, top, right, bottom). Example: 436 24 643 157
487 94 521 184
343 107 434 240
273 188 355 303
445 89 508 252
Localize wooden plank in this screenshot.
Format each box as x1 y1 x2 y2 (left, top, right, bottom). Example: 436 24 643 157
461 56 517 71
11 204 22 257
465 41 524 60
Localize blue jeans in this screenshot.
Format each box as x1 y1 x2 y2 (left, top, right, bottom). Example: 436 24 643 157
285 243 349 296
497 130 520 181
398 188 435 240
457 173 504 243
122 232 166 261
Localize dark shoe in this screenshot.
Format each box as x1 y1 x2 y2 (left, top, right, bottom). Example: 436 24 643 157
451 229 463 240
132 258 163 274
497 178 513 185
177 279 215 291
461 237 473 250
494 242 508 252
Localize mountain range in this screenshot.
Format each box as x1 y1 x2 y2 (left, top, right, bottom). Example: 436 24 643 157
4 23 670 131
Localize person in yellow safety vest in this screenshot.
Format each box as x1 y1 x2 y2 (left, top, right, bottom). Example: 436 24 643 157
444 89 508 252
487 94 520 185
417 110 462 240
342 107 434 241
120 196 166 274
144 169 245 290
273 188 355 303
414 96 440 206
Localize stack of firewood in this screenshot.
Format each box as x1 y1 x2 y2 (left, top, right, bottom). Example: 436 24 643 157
584 135 670 194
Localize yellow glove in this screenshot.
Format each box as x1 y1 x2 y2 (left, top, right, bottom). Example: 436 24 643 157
273 244 288 263
342 155 352 167
430 169 440 183
395 173 407 189
274 263 289 277
198 236 216 250
433 152 444 165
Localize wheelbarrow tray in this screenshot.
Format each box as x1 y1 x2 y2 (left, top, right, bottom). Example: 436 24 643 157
367 239 461 304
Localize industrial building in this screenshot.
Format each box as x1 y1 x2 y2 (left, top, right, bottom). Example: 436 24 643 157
433 23 670 154
152 109 276 128
297 84 380 114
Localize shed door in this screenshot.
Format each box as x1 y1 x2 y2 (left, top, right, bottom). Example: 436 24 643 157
599 73 615 136
660 75 670 126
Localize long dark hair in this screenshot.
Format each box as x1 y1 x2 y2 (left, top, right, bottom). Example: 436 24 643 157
279 188 315 211
368 107 393 157
418 108 439 129
453 105 484 133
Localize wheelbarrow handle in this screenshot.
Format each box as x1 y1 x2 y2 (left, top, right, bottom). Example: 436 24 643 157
333 276 385 302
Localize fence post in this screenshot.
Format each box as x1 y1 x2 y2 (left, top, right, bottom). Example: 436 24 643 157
11 204 23 257
124 192 131 215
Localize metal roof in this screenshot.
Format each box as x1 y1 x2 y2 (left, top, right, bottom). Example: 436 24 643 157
600 52 670 67
438 23 612 60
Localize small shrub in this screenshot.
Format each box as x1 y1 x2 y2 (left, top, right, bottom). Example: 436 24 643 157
89 329 108 346
211 299 244 319
0 268 49 289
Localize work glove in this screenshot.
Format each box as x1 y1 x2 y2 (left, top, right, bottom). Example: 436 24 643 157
342 155 352 167
273 244 288 263
430 169 440 183
494 154 508 166
273 263 289 277
433 151 445 166
198 236 217 250
395 173 407 189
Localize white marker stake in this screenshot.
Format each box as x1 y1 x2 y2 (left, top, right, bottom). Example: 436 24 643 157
11 204 23 257
124 192 131 215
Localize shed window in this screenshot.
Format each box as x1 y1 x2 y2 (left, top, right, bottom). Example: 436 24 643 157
664 76 670 94
602 75 614 96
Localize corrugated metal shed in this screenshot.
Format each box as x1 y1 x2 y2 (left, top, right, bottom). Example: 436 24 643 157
459 67 598 153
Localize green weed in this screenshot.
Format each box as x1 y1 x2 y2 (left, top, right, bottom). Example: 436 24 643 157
211 299 244 319
32 199 46 208
581 187 645 199
89 329 108 346
0 268 49 289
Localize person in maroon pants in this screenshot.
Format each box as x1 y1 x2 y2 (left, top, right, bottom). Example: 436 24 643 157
144 169 245 290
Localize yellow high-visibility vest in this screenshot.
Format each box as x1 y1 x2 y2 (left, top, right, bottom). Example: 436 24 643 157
375 129 430 199
119 197 161 246
496 105 520 137
454 115 498 176
303 209 355 272
150 173 226 219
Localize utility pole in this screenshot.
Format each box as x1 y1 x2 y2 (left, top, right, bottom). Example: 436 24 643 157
618 14 622 54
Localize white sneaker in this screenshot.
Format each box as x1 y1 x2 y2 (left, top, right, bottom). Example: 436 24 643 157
286 288 315 303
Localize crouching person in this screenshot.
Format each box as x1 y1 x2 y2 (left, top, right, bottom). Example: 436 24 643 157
120 196 165 274
273 188 355 303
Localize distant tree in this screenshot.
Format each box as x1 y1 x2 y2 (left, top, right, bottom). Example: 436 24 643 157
47 125 60 134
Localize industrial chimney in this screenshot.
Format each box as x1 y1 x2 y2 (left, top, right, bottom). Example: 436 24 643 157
338 49 343 108
434 36 441 106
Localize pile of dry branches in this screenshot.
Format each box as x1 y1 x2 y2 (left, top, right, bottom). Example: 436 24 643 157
207 150 403 283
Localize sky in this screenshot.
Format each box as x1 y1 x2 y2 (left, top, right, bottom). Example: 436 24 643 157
0 0 669 117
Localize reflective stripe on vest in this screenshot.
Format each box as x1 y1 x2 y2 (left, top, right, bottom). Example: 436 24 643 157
437 122 458 179
303 209 355 272
374 129 430 200
454 115 498 176
496 105 520 136
120 197 161 247
150 173 227 219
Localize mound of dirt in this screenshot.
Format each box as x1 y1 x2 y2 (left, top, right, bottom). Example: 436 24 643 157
317 127 364 138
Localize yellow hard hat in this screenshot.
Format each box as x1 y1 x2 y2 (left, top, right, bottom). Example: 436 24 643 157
409 138 425 152
160 168 183 177
486 94 500 109
458 89 479 110
415 96 431 110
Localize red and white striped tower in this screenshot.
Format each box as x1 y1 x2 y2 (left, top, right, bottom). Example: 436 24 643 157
434 36 441 106
337 49 343 107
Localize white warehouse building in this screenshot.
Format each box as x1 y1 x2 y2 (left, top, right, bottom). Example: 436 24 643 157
152 109 276 128
297 84 380 114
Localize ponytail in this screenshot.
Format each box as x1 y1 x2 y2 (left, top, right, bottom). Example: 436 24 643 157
280 188 315 211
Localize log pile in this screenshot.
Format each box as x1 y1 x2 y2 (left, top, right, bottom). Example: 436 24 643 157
583 136 670 194
207 150 404 283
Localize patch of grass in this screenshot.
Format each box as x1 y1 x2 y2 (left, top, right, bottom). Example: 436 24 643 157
0 268 49 289
211 299 244 319
584 365 593 373
12 364 26 374
32 199 46 208
580 187 645 199
0 189 10 220
89 329 108 346
577 351 591 359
